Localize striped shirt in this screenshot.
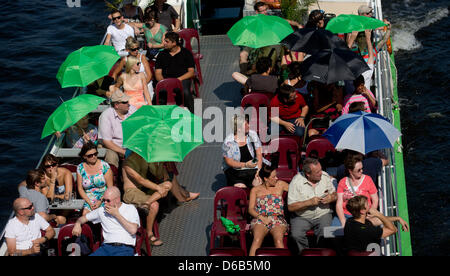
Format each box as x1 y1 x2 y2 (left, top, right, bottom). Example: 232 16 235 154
342 94 371 115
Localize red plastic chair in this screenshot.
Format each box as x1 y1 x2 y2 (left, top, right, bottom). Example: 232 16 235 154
300 248 337 256
347 250 378 256
178 28 203 85
305 137 336 159
255 247 292 256
57 223 97 256
241 93 271 142
210 187 249 255
135 226 152 256
209 247 246 256
155 78 184 106
264 136 299 182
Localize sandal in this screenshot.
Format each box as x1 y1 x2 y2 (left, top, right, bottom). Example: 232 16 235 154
148 234 163 247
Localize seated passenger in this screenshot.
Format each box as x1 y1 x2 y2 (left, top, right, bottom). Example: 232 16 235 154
281 48 305 81
18 169 66 225
64 115 98 148
146 0 181 32
270 84 309 137
120 0 144 22
39 154 73 202
222 115 265 189
342 75 376 114
104 9 136 57
142 10 167 60
72 186 140 256
283 62 308 97
248 164 289 256
232 57 279 94
110 55 152 109
344 195 408 254
335 153 378 227
111 37 153 97
304 9 325 29
122 151 199 246
76 142 114 216
5 198 55 256
98 90 137 168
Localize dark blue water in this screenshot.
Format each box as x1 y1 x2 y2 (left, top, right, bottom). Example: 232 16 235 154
0 0 448 256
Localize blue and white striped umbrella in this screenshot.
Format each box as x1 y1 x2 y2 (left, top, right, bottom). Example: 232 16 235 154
323 111 401 154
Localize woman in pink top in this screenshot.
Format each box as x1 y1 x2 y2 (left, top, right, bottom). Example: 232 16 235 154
342 75 377 114
112 56 151 109
336 154 378 226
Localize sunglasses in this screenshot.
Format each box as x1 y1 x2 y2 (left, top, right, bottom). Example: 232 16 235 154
136 62 141 66
102 198 112 203
120 101 129 104
44 162 58 169
112 16 122 21
130 47 139 51
85 152 98 158
21 204 34 210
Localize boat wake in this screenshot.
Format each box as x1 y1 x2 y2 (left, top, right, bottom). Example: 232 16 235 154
391 6 449 52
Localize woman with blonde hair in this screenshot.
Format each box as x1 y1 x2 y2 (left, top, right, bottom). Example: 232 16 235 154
111 55 152 109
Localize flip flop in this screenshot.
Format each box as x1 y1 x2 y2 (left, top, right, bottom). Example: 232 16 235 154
148 234 163 247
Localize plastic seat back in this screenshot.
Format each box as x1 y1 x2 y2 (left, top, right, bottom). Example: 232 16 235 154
300 248 337 256
265 136 299 182
305 137 336 159
255 247 292 256
135 226 151 256
241 93 271 139
155 78 184 106
57 223 95 256
209 247 246 256
213 187 248 222
179 28 203 94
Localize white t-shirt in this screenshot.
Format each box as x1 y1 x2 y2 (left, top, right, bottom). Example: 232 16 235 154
106 23 135 54
86 203 140 246
5 214 50 250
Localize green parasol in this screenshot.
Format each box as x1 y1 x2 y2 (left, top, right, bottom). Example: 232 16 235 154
56 45 120 88
41 94 105 139
227 14 294 48
122 105 203 163
325 14 387 34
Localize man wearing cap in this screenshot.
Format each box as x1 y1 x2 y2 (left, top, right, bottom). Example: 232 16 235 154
358 5 373 17
98 89 137 168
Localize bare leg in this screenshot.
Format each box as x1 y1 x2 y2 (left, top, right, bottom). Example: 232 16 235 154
145 201 163 246
170 175 199 202
270 225 288 248
249 224 270 256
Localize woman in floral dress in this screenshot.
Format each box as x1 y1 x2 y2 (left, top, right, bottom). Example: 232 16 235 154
248 164 289 256
76 141 114 216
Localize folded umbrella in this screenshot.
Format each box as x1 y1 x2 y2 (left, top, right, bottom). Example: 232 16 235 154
227 14 294 48
323 111 401 154
220 217 241 234
300 47 370 84
280 28 348 54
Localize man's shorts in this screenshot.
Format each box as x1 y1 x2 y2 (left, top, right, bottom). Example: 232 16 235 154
123 188 155 207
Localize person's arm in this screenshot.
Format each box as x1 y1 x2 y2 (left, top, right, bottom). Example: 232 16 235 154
362 87 377 107
141 57 153 84
6 238 40 256
365 30 375 66
346 31 359 49
271 116 295 134
72 215 89 236
77 171 92 210
111 58 126 81
376 19 391 50
174 18 181 32
141 74 152 105
177 67 195 81
104 168 114 188
36 225 55 245
285 19 302 29
155 68 164 82
102 140 126 158
288 195 320 213
104 204 138 235
62 168 73 200
224 156 257 169
368 208 397 238
294 105 309 127
104 33 112 46
335 193 347 226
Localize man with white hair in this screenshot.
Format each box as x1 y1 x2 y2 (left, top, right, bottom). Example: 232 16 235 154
72 186 140 256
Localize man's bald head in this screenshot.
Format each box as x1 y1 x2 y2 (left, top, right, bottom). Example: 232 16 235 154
104 186 121 199
13 198 31 213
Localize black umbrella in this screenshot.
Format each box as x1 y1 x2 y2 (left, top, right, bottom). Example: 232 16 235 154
300 48 370 84
280 28 348 55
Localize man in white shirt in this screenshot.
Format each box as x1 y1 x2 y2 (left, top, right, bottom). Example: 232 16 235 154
288 158 337 254
104 9 136 57
72 186 140 256
5 198 55 256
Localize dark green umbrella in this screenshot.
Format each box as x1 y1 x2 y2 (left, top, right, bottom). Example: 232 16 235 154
227 14 294 48
41 94 105 139
56 45 120 88
325 14 387 34
122 105 203 163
